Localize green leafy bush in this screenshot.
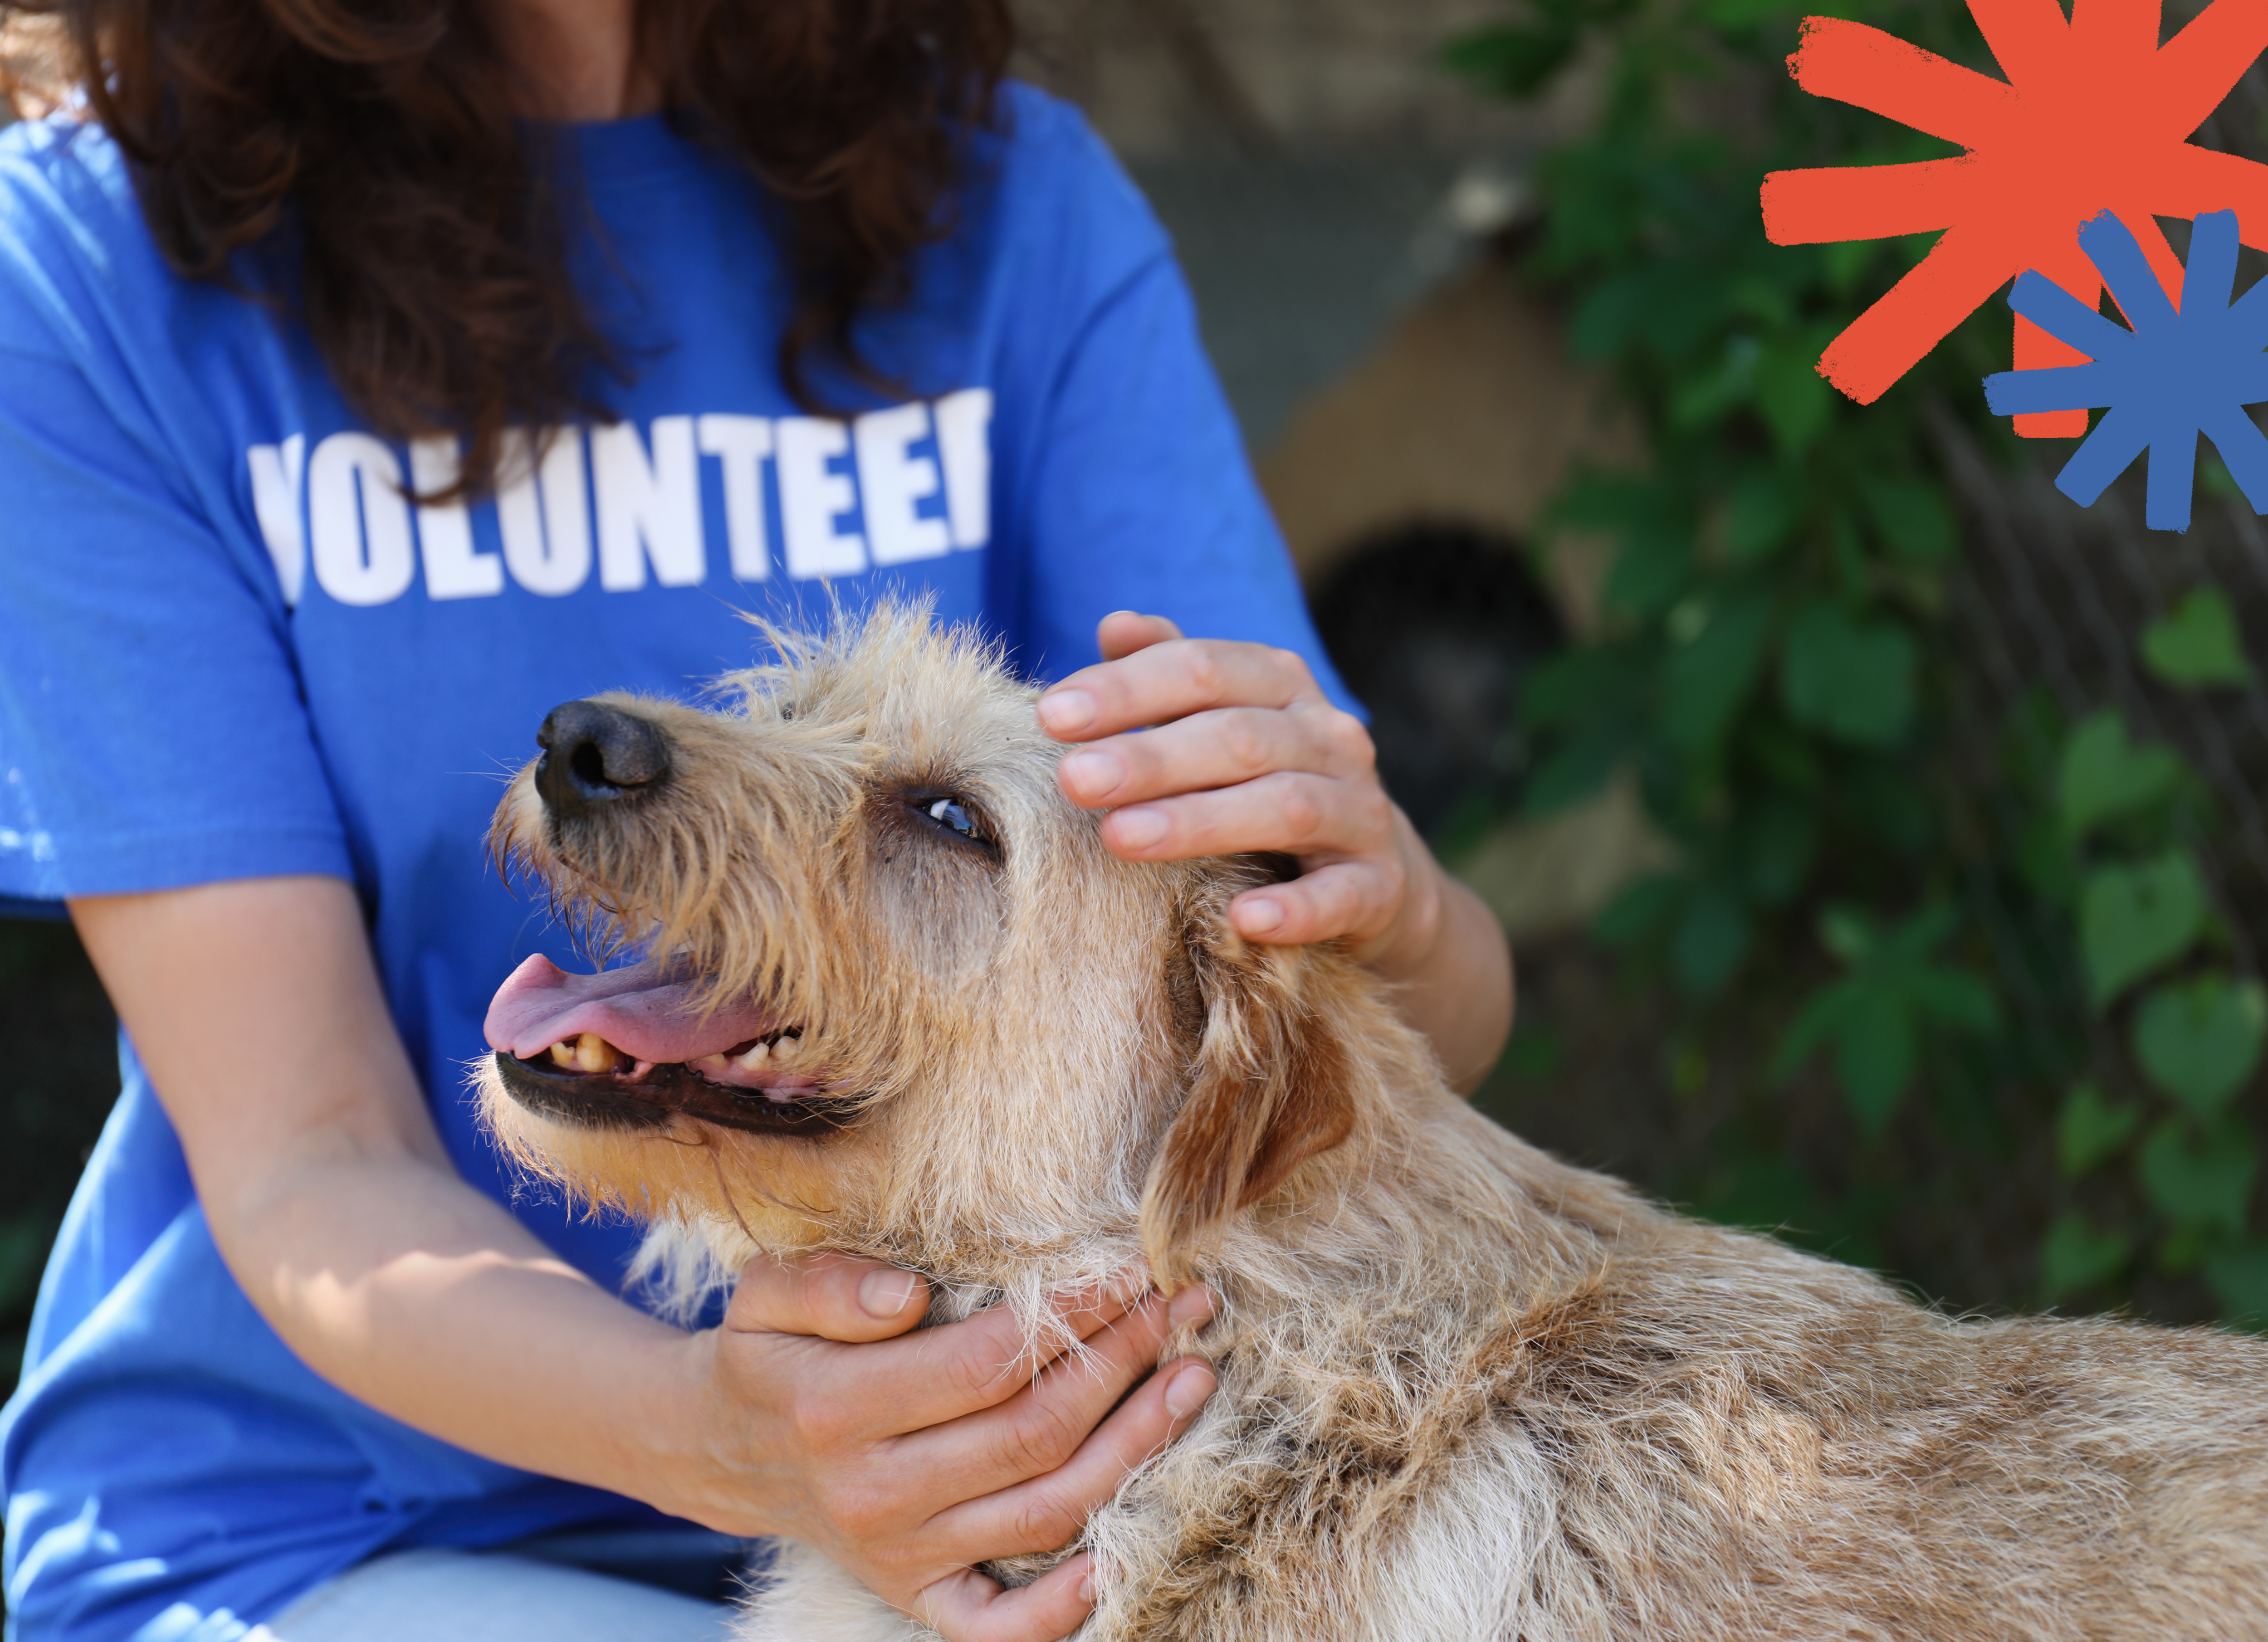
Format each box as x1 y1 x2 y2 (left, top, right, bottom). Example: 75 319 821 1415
1453 0 2264 1322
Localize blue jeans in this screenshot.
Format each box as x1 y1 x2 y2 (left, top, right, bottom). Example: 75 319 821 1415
247 1530 758 1642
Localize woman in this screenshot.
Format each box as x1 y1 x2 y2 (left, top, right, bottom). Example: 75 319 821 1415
0 0 1514 1636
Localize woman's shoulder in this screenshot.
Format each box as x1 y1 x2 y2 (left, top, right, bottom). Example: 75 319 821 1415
983 83 1151 210
0 115 181 357
953 82 1170 302
0 110 132 197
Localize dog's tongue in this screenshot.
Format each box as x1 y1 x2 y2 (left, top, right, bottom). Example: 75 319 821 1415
484 953 776 1064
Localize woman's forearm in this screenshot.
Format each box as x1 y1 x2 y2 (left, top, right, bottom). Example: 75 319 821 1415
231 1143 716 1518
1355 813 1515 1094
69 878 717 1525
1393 873 1516 1095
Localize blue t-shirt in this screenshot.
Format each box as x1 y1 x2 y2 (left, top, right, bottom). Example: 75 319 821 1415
0 89 1351 1642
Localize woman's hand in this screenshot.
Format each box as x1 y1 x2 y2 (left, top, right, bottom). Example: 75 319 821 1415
673 1254 1217 1642
1038 613 1514 1089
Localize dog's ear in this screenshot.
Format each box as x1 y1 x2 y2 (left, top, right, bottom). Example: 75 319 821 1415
1139 884 1363 1286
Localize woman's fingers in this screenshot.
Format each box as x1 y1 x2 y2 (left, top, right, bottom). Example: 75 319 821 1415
1095 770 1395 867
728 1265 1152 1438
1229 859 1403 948
932 1350 1218 1561
726 1251 929 1343
1095 609 1182 661
896 1284 1194 1501
780 1285 1212 1635
916 1552 1097 1642
1056 704 1372 811
1039 638 1321 743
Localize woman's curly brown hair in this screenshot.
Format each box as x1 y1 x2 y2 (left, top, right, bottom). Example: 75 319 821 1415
2 0 1012 492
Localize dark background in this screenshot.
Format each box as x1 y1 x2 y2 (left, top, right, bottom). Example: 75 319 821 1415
1 916 117 1389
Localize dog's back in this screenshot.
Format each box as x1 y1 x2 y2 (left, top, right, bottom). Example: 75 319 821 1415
1052 1093 2268 1642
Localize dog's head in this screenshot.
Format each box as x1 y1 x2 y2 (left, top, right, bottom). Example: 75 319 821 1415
479 606 1424 1288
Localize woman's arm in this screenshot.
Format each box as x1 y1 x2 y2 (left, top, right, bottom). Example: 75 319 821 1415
70 874 1216 1642
1040 613 1515 1092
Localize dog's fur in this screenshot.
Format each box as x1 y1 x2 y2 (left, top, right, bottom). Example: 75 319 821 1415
481 608 2268 1642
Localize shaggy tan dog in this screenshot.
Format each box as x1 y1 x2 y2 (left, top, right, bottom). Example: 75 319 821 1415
479 608 2268 1642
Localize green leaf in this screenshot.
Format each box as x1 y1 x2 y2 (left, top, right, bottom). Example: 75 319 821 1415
2040 1211 2132 1302
1671 335 1761 430
1522 642 1641 730
1722 469 1801 566
1603 530 1694 619
1673 882 1750 997
1522 723 1625 814
1570 269 1659 362
1754 341 1834 453
1779 601 1917 746
2205 1239 2268 1326
1818 903 1876 965
1695 0 1795 27
1522 725 1624 814
2140 586 2254 691
1883 900 1961 961
1593 872 1683 948
1499 1023 1564 1081
1735 796 1817 905
1832 985 1913 1135
1906 968 1999 1033
2014 814 2082 907
1861 477 1956 564
1632 264 1734 366
1821 238 1879 295
2131 973 2267 1117
1439 24 1581 97
2137 1116 2257 1238
1696 1151 1818 1233
2078 849 2207 1006
1771 977 1858 1083
2055 711 2183 840
2056 1081 2141 1176
1661 590 1773 752
1841 760 1934 853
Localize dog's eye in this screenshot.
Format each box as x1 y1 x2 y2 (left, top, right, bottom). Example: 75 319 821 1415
921 796 988 843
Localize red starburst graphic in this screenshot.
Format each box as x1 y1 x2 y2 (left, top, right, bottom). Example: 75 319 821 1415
1761 0 2268 435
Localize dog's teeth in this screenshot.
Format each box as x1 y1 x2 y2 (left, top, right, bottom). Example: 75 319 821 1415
569 1032 622 1074
735 1040 772 1070
549 1041 577 1069
770 1033 802 1066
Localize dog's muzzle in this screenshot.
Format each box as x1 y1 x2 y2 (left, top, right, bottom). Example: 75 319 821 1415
493 1049 852 1137
535 699 671 819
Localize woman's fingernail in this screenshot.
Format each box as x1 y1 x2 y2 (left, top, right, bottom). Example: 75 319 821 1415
858 1268 918 1317
1113 808 1168 849
1060 750 1122 801
1038 688 1097 735
1237 897 1286 935
1164 1363 1216 1420
1167 1286 1217 1330
1078 1572 1096 1604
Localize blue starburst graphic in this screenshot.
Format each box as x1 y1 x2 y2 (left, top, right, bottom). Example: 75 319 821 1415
1983 210 2268 533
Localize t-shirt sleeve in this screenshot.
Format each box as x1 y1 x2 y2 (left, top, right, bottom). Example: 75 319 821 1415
0 342 354 901
988 105 1359 713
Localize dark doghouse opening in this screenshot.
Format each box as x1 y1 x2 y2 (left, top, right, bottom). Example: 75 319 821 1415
1306 520 1566 842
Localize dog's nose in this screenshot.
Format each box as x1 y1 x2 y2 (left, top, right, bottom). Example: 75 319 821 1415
534 700 671 819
